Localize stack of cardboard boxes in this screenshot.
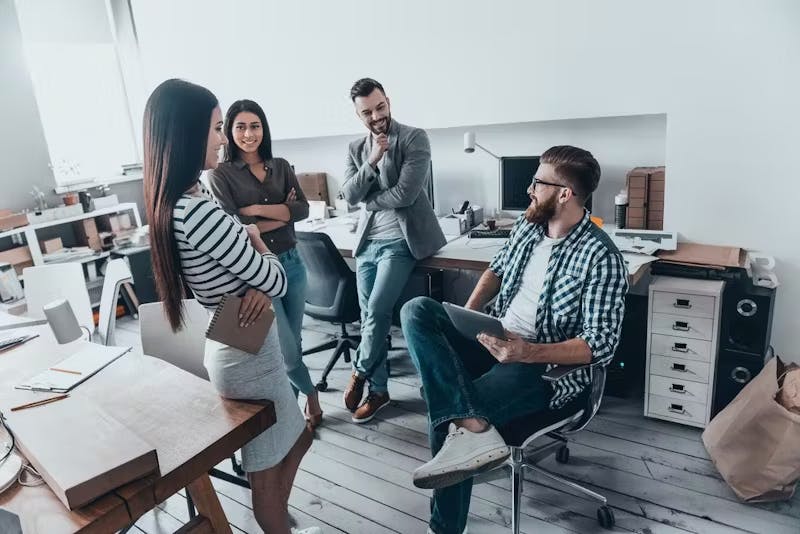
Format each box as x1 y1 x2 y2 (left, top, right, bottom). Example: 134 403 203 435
626 166 665 230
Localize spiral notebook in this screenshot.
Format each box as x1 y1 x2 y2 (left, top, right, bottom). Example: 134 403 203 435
205 294 274 354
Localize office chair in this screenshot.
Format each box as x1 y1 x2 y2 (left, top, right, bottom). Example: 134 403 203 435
96 259 132 346
23 263 93 334
139 299 250 518
295 232 362 392
483 362 615 533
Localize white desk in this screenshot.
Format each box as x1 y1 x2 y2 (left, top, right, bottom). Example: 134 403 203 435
0 307 45 331
296 217 650 284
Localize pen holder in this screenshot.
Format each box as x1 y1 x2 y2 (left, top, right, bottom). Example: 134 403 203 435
43 298 86 344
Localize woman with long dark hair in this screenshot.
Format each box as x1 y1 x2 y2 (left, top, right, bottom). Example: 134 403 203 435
143 79 319 534
208 99 322 427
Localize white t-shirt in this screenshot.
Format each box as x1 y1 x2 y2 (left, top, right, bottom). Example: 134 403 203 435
501 235 564 339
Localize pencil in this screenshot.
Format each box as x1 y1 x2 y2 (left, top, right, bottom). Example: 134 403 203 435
49 367 82 375
10 394 70 412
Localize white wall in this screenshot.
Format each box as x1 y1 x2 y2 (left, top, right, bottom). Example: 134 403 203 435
130 0 800 359
273 114 667 223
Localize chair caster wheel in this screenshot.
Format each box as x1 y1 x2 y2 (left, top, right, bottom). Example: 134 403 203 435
556 445 570 464
316 381 328 392
597 505 615 529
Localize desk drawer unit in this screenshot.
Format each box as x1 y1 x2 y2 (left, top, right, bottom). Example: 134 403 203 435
644 276 724 428
650 333 712 362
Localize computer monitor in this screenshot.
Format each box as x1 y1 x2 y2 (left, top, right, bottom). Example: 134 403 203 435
499 155 592 215
500 156 539 213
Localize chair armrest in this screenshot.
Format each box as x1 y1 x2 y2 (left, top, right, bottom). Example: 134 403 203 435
541 361 604 383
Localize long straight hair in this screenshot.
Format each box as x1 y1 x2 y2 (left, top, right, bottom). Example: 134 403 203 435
223 99 273 163
143 79 218 331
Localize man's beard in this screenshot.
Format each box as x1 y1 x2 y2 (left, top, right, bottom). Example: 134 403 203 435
369 114 391 135
525 193 558 225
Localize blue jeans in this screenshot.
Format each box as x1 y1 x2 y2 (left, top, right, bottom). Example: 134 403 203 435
274 247 314 395
354 238 416 393
401 297 552 534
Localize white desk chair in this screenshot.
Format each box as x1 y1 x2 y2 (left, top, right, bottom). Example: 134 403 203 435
23 263 93 334
96 259 133 346
138 299 249 511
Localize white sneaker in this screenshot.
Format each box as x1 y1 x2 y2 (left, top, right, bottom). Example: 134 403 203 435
292 527 322 534
413 423 510 489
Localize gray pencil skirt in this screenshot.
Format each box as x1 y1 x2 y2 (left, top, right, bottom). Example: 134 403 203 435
204 327 306 472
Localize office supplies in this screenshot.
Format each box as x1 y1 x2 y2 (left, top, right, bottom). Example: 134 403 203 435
49 368 81 375
442 302 507 340
3 394 159 509
469 228 511 239
0 334 38 352
206 294 274 354
16 343 131 393
10 393 69 412
626 166 665 229
610 228 678 254
307 200 327 221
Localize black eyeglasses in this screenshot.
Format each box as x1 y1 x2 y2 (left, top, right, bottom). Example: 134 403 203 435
530 177 568 189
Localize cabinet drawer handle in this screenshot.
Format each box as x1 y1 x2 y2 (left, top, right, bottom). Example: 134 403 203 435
671 362 688 373
672 321 690 331
669 384 687 394
672 342 689 353
673 299 692 309
668 403 686 415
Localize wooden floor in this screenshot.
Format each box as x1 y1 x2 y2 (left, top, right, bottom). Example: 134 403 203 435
113 316 799 534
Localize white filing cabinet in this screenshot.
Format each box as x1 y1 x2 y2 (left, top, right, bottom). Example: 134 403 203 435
644 276 725 428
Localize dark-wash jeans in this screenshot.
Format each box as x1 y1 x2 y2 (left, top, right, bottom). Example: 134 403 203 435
401 296 552 534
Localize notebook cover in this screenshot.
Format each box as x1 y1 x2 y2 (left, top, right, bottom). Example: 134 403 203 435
205 294 274 355
2 394 159 510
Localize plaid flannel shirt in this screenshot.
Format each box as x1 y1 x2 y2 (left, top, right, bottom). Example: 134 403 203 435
488 211 628 408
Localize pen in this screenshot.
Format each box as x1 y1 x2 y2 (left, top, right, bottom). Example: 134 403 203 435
49 367 82 375
10 394 70 412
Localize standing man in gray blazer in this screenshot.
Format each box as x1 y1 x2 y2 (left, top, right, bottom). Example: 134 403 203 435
341 78 446 423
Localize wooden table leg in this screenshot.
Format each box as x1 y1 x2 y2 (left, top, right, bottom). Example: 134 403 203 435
174 474 232 534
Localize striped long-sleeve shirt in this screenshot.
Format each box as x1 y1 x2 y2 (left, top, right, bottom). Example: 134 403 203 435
173 191 287 309
489 211 628 408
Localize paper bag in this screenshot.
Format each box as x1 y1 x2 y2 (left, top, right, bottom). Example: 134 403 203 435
778 365 800 414
702 357 800 502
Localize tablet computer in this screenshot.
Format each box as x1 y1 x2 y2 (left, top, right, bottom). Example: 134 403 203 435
442 302 507 341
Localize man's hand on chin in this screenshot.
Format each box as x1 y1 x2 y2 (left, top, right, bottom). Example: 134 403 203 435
477 330 537 364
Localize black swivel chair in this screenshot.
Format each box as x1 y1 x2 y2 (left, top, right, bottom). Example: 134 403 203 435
483 362 615 533
296 232 362 392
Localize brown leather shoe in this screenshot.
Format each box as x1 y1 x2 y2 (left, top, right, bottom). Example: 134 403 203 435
343 372 366 412
352 392 390 424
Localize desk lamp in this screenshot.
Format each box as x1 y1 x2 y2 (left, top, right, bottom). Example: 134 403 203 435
463 132 500 159
42 298 92 343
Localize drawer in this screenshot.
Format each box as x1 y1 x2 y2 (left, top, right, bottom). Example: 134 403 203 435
652 290 716 319
649 374 709 404
650 354 710 383
651 313 715 341
650 333 712 362
648 394 707 426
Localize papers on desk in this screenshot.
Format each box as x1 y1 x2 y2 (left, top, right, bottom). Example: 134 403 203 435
622 252 658 275
16 342 131 393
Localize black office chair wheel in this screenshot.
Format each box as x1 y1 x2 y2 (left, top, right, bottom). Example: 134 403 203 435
556 445 570 464
597 506 615 529
316 381 328 392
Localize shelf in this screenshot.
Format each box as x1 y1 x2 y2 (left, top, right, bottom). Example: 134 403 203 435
0 203 139 240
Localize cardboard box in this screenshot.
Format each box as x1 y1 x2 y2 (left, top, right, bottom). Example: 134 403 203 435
39 237 63 254
297 172 330 205
74 218 102 251
0 210 29 231
626 166 666 230
656 243 747 269
0 246 33 275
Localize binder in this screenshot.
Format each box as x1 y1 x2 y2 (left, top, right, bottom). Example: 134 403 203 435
205 294 274 355
16 343 131 393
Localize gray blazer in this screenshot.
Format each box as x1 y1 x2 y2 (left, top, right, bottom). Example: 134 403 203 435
341 119 446 260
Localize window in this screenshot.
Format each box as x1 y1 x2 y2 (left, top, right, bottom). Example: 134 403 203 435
15 0 140 188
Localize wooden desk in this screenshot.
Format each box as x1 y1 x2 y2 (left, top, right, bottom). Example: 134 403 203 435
0 326 275 534
296 218 650 285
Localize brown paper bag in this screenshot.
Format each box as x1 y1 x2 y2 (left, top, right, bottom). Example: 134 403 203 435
778 365 800 414
702 357 800 502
